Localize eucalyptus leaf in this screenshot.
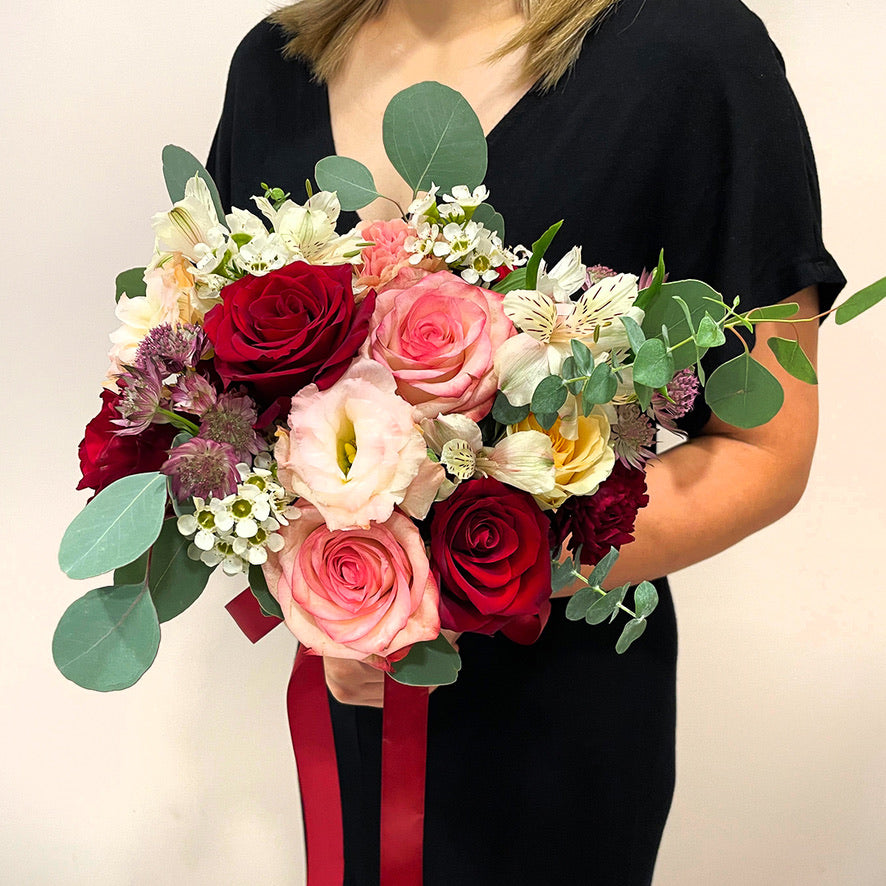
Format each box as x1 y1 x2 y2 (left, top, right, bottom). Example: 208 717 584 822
248 565 284 620
59 472 168 580
745 303 800 322
561 356 583 395
633 581 659 619
382 82 487 194
161 145 225 223
114 550 149 587
695 314 726 348
314 156 381 211
634 250 666 312
570 339 593 376
767 337 818 385
632 339 675 389
491 391 530 425
52 583 160 691
524 221 564 290
607 584 630 623
621 315 646 355
705 353 785 428
148 518 212 622
585 588 625 626
635 382 653 412
565 585 598 621
587 547 619 589
531 375 567 415
492 266 527 294
535 411 558 430
582 363 618 408
835 274 886 325
471 203 505 240
642 280 726 371
115 267 146 302
391 634 462 686
615 618 647 654
552 555 580 596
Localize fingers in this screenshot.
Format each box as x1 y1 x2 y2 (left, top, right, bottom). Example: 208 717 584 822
323 657 385 708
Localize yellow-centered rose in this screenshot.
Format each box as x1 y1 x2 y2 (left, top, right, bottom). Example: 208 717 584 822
510 408 615 510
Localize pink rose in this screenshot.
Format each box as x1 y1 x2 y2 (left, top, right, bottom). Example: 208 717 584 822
263 504 440 665
354 219 442 294
366 270 515 421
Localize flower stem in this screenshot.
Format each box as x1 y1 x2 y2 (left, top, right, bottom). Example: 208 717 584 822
570 570 639 620
156 408 200 436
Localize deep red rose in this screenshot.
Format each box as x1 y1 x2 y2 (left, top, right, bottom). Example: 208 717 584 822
548 461 649 566
429 477 552 635
77 389 176 495
203 262 375 403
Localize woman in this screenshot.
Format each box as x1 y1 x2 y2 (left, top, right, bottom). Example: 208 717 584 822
207 0 845 882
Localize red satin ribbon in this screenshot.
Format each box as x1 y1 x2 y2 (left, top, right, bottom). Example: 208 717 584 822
227 588 430 886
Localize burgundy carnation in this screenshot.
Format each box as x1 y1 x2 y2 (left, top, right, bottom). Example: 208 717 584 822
76 389 176 495
203 262 375 403
548 461 650 566
429 477 552 635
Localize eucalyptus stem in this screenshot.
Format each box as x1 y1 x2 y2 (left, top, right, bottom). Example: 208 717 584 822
155 409 200 435
570 570 639 620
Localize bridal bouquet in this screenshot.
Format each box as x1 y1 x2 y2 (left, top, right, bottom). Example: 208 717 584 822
54 82 882 692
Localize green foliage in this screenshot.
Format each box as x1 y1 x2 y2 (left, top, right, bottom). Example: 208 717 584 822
552 551 581 596
114 550 149 586
565 585 598 621
161 144 225 222
695 314 726 349
148 518 213 623
705 353 785 428
314 156 381 211
745 303 800 322
58 472 167 580
616 618 647 654
531 375 567 416
382 82 487 194
52 583 161 691
115 267 146 302
492 267 527 294
642 280 726 371
632 338 675 389
634 250 666 312
620 315 646 355
570 339 594 377
524 221 563 290
491 391 530 425
587 546 619 588
634 382 654 412
582 363 618 411
471 203 505 240
767 337 818 384
390 634 462 686
633 581 659 619
248 565 284 620
835 274 886 325
535 411 558 430
561 357 583 395
584 586 629 626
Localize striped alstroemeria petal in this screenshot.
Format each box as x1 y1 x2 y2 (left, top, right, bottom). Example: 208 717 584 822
569 273 640 336
502 289 557 342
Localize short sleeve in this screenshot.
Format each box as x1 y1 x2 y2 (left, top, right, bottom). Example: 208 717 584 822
655 5 846 435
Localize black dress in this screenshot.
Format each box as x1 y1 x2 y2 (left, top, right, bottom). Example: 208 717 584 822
207 1 845 883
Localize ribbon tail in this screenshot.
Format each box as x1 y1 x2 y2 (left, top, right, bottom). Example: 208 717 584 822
381 676 429 886
287 649 345 886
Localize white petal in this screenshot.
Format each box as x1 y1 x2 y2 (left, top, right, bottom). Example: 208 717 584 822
493 334 551 407
236 518 259 538
478 431 556 494
502 290 556 342
420 414 484 454
440 439 477 480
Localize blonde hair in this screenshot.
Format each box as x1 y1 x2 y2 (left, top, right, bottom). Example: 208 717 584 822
270 0 623 92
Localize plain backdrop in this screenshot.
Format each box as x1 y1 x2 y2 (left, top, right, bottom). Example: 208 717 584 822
1 1 883 883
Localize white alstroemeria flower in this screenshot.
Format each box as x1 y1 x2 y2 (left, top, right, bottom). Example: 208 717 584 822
538 247 587 303
152 175 227 264
421 414 555 496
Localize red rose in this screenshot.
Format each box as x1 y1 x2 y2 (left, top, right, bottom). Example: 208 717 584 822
203 262 375 403
77 389 176 495
429 477 552 635
548 461 649 565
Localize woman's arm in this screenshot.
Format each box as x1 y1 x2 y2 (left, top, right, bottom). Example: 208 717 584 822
561 284 822 593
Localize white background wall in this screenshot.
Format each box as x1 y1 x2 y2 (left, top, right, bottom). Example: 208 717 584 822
1 1 883 883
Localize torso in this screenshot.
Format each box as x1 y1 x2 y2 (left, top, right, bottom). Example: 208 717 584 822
327 9 533 221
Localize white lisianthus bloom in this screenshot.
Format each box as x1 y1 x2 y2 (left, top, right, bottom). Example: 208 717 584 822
152 175 228 265
420 413 555 497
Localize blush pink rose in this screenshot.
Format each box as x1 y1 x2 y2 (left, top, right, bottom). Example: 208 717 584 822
263 503 440 665
354 219 443 294
366 270 515 421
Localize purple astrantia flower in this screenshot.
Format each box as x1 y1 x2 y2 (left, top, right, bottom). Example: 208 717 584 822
585 265 617 287
113 363 168 435
652 367 700 433
162 437 240 501
198 390 263 463
134 323 211 375
171 371 218 417
610 403 656 469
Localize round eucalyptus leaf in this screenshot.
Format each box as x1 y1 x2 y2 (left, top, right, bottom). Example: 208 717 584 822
615 618 647 654
148 518 212 623
59 472 168 580
767 337 818 385
52 583 160 691
531 375 567 416
161 144 225 223
471 203 505 240
633 581 659 619
391 635 462 686
382 82 487 194
632 338 675 389
314 156 381 211
705 353 785 428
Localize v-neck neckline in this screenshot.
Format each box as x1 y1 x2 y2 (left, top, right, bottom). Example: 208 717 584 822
319 77 541 231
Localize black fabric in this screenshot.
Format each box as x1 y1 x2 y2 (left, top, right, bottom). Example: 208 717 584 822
207 1 845 883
